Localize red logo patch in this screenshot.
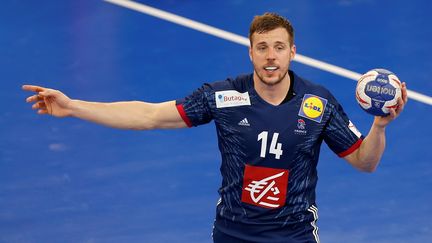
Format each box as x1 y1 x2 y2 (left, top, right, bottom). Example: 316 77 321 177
241 164 289 209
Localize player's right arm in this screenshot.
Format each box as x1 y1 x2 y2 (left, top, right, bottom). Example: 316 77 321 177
22 85 188 130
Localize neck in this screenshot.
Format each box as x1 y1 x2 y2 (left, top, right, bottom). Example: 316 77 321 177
253 72 291 105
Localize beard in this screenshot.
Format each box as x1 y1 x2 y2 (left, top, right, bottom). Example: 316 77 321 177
253 66 289 87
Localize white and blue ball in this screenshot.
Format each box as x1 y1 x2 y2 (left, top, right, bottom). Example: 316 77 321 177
355 68 401 116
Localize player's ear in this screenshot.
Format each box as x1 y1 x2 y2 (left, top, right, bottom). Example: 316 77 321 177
249 46 253 61
290 44 296 61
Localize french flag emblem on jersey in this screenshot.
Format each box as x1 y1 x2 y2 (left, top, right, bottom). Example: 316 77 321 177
241 165 289 209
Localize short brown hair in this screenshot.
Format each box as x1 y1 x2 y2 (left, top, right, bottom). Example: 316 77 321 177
249 13 294 46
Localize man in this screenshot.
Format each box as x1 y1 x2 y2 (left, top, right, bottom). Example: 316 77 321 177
23 13 407 243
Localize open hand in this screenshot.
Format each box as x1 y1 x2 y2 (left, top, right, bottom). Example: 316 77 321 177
22 85 73 117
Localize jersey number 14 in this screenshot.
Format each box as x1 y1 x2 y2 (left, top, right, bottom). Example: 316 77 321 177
257 131 283 159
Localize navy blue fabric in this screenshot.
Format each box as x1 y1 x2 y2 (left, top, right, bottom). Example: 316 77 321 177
177 70 361 241
213 213 319 243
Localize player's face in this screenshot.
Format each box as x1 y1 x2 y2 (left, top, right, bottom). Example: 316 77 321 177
249 27 296 86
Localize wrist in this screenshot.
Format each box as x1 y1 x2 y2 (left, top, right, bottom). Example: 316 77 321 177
372 122 386 132
68 99 82 117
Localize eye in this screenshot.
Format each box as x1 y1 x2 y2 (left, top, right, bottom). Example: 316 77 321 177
275 45 286 51
256 45 267 51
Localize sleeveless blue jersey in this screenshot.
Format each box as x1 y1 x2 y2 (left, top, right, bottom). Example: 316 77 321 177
176 71 363 242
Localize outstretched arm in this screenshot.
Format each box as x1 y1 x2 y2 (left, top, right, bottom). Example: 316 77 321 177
22 85 188 130
344 82 408 172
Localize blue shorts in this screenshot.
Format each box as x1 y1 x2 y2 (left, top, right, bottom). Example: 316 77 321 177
212 221 319 243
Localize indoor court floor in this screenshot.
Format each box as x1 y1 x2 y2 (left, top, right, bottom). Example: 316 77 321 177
1 0 431 242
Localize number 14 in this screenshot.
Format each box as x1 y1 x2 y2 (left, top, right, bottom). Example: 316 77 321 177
257 131 283 159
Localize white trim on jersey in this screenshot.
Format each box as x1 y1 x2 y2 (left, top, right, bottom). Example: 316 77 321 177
307 205 320 243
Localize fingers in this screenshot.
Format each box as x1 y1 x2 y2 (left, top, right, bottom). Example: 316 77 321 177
32 101 47 110
396 97 404 114
26 94 44 103
376 82 407 124
37 109 49 115
401 82 408 104
387 106 397 119
22 85 46 93
23 85 57 116
29 101 50 115
25 88 56 104
23 84 47 103
394 82 407 115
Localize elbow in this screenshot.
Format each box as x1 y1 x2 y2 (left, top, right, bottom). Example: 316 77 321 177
349 150 381 173
360 166 377 173
357 160 379 173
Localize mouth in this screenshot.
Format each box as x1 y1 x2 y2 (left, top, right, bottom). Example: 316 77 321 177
264 66 279 73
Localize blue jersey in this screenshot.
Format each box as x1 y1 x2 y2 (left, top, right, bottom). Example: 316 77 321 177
176 71 363 242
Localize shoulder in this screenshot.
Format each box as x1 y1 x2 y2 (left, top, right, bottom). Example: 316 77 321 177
293 71 338 105
204 73 253 93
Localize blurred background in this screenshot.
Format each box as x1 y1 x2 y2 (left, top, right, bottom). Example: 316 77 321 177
1 0 431 242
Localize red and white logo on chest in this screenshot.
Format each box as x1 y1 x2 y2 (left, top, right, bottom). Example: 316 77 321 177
241 164 289 209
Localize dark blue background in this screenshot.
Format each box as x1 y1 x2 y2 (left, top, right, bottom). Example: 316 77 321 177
1 0 431 242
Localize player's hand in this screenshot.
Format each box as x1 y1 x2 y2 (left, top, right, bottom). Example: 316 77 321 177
373 82 408 127
22 85 73 117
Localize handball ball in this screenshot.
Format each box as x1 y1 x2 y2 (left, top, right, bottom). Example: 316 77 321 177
355 68 402 116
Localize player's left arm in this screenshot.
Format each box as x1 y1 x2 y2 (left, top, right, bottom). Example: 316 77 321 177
344 82 408 172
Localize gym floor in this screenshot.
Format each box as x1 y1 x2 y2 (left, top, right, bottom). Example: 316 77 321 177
1 0 431 242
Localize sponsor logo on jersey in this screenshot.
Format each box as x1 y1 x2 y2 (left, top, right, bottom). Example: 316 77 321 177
215 90 251 108
298 94 327 123
241 164 289 209
238 118 250 126
348 120 362 138
294 118 307 135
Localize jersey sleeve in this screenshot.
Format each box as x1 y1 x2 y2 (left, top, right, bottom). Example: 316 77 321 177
175 83 214 127
323 96 364 157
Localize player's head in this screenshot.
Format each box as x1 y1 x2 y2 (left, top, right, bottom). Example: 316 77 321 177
248 13 296 87
249 12 294 47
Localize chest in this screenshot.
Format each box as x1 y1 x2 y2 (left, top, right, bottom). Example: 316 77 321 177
212 94 328 167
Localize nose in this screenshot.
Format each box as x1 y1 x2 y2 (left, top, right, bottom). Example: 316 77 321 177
266 47 276 60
